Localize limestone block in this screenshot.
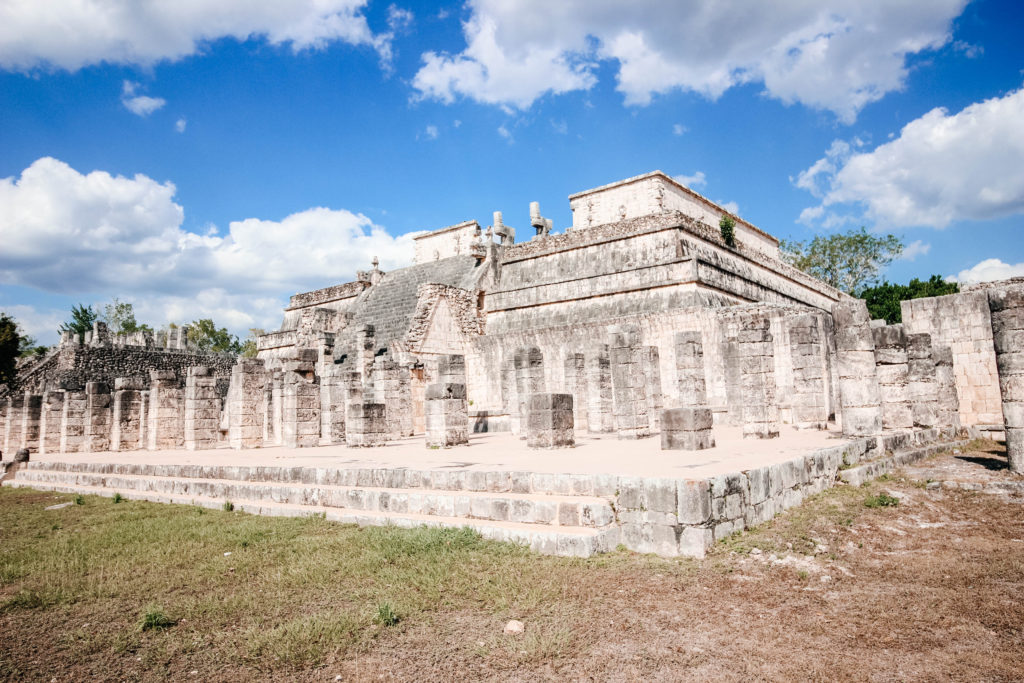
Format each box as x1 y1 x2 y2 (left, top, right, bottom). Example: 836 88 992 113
424 381 469 448
832 301 882 436
513 347 545 437
585 344 614 433
988 287 1024 470
84 382 112 452
660 407 715 450
526 393 574 449
228 359 268 449
146 371 182 450
907 333 939 428
674 331 707 407
39 391 64 455
737 316 779 440
185 366 219 451
346 402 388 447
609 327 650 439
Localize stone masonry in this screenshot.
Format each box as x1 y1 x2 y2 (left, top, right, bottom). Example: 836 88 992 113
228 359 267 449
933 346 961 432
872 324 913 431
111 379 143 451
39 390 63 455
184 367 219 451
84 382 112 452
737 316 778 439
674 331 707 407
526 393 574 449
59 390 87 454
609 327 650 439
585 344 614 434
907 333 939 429
832 301 882 437
788 314 828 430
424 382 469 448
280 361 320 448
345 402 388 447
147 371 183 450
661 406 714 450
513 347 545 438
21 393 42 454
988 287 1024 471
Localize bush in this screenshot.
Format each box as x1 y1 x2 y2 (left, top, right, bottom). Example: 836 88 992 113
719 215 736 248
222 501 234 512
112 493 123 504
864 493 899 508
73 494 85 506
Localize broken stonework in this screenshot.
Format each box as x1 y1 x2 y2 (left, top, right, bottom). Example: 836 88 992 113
345 402 388 447
3 396 24 455
424 382 469 448
526 393 574 449
147 371 183 450
832 301 882 437
585 344 614 433
563 352 590 433
110 378 143 452
609 327 650 439
788 314 828 430
184 366 219 451
513 347 545 438
674 331 707 407
907 333 939 429
660 407 714 450
318 365 346 445
988 287 1024 471
281 361 319 448
933 346 962 433
21 393 42 454
737 317 778 439
60 390 87 453
39 390 64 455
872 324 913 431
376 360 414 439
84 382 112 452
642 346 664 432
228 359 267 449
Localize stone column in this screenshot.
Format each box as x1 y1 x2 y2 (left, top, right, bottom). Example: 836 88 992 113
338 371 364 443
39 391 64 455
609 327 650 439
263 378 275 445
281 362 320 448
661 407 714 450
377 361 413 439
585 344 614 434
675 332 707 407
84 382 112 452
184 367 219 451
227 359 267 449
60 390 87 454
318 365 345 445
721 336 744 425
110 379 143 451
526 393 574 449
345 402 388 447
738 317 779 439
20 393 42 453
138 391 150 449
271 371 284 446
513 347 545 437
356 324 375 380
872 324 913 431
3 395 24 455
789 314 829 430
933 346 961 433
563 352 590 433
642 346 664 432
501 357 519 434
147 371 183 450
988 287 1024 470
424 382 469 448
907 333 939 428
832 301 882 437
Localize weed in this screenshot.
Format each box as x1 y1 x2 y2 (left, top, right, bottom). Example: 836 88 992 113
798 570 809 581
878 473 892 482
112 493 123 504
222 501 234 512
73 494 84 505
373 602 400 627
139 606 177 631
864 493 899 508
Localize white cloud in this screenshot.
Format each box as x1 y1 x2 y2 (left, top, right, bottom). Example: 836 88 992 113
121 80 166 116
497 124 512 142
551 119 568 135
797 88 1024 228
719 201 740 216
411 0 967 121
175 118 187 133
0 0 386 72
0 303 65 344
423 124 439 140
953 40 982 58
672 123 686 136
951 258 1024 284
899 239 931 261
0 157 419 336
672 171 706 189
387 5 414 32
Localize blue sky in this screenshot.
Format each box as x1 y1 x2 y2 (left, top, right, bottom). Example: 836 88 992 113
1 0 1023 344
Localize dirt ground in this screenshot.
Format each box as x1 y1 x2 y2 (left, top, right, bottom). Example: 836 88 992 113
2 441 1023 682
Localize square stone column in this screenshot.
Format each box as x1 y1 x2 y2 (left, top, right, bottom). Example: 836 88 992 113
526 393 574 449
789 314 829 430
281 362 320 448
988 287 1024 470
674 331 707 407
738 317 779 439
60 390 87 454
84 382 112 452
832 301 882 437
377 361 414 439
318 365 345 445
563 352 590 433
271 371 284 446
184 366 219 451
436 354 467 384
513 347 545 438
609 327 650 439
111 379 143 452
227 359 267 449
907 333 939 428
933 346 962 433
585 344 614 434
138 390 150 449
424 383 469 448
20 393 42 453
661 407 714 450
147 371 183 450
4 396 24 455
642 346 664 432
345 402 388 447
39 391 64 455
872 324 913 431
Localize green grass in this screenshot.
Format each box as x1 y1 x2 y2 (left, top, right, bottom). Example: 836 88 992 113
138 606 177 631
864 493 900 508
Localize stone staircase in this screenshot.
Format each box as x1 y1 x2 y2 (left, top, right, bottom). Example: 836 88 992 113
838 428 968 486
3 461 620 557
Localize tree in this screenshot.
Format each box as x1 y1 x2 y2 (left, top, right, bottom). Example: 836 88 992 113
780 227 903 293
0 313 20 386
59 303 98 336
859 275 960 324
187 318 241 354
239 329 265 358
102 298 151 335
719 214 736 248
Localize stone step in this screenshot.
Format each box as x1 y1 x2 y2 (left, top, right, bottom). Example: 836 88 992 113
9 468 616 529
839 438 969 487
3 479 616 558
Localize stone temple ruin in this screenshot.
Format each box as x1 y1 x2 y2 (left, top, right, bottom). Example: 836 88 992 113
3 171 1022 558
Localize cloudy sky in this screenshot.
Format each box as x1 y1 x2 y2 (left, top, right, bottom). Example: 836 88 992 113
1 0 1023 343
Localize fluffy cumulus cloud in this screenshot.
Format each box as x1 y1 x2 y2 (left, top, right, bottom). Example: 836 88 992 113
672 171 706 189
0 0 387 71
121 81 165 117
797 88 1024 228
0 157 419 334
412 0 967 121
950 259 1024 285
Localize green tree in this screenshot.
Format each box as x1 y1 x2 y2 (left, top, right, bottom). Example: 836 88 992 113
102 298 151 335
239 328 265 358
780 227 903 293
859 275 960 324
187 319 241 354
59 303 98 336
719 214 736 248
0 313 20 386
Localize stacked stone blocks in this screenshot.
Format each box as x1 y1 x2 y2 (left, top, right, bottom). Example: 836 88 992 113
609 327 650 439
280 361 320 448
345 402 388 447
228 360 267 449
184 367 219 451
737 317 779 439
907 333 939 429
832 301 882 436
872 324 913 431
39 391 64 455
147 372 182 450
526 393 574 449
111 379 143 451
84 382 112 452
788 314 829 430
988 287 1024 471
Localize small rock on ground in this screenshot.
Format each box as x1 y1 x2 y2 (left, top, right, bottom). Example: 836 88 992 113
45 502 73 511
503 620 525 635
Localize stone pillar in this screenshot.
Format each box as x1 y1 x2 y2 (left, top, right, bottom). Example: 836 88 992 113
271 371 284 446
721 336 744 425
526 393 574 449
84 382 112 452
872 324 913 431
20 393 42 453
338 371 364 443
988 288 1024 470
642 346 664 432
0 399 6 456
661 407 714 450
424 382 469 448
262 378 274 445
147 371 183 450
345 402 388 447
563 352 590 433
318 366 345 445
60 390 87 454
933 346 961 433
609 327 650 439
184 367 219 451
436 354 467 384
675 332 707 407
39 391 64 455
586 344 614 434
4 396 24 455
110 379 143 452
501 357 519 434
281 362 320 448
356 324 375 380
227 359 267 449
832 301 882 437
513 347 545 437
138 391 150 449
737 317 779 439
907 333 939 428
788 314 829 430
378 361 414 439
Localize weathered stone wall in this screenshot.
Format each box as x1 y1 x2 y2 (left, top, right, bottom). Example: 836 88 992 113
872 325 913 431
832 301 882 437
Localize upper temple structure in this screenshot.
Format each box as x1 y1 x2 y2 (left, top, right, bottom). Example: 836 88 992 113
4 170 1023 558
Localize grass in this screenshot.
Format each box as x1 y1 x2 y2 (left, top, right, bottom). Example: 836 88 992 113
139 606 177 631
864 492 900 508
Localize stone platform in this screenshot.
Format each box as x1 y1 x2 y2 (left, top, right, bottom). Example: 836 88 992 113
2 426 958 558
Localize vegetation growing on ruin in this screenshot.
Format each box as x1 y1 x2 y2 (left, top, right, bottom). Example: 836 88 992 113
719 214 736 247
59 303 98 336
858 275 960 323
780 227 903 293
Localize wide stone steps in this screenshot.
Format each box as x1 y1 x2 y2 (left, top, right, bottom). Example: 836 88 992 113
839 437 969 487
